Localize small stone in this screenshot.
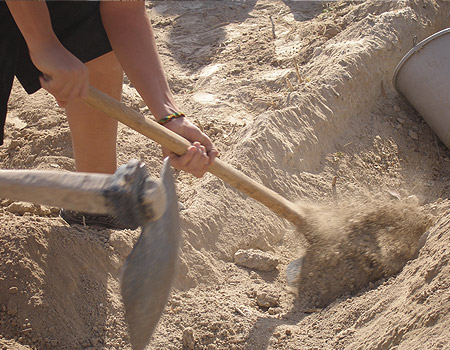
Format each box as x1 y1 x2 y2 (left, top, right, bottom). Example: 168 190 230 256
249 271 259 279
6 202 37 215
405 195 420 206
268 308 277 315
182 327 195 349
409 130 419 140
393 105 401 112
396 117 405 124
234 249 279 272
36 205 52 216
21 328 32 334
50 339 58 346
323 24 340 39
387 190 401 200
256 288 280 308
108 231 133 256
8 287 18 295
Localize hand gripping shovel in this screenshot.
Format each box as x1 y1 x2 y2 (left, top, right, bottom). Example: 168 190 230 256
0 159 180 350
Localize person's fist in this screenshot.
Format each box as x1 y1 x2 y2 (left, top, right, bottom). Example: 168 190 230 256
162 116 218 178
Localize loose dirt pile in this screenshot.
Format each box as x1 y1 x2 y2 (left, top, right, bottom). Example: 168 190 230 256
1 1 450 349
293 199 432 308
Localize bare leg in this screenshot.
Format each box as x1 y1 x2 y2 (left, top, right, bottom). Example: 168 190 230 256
64 51 123 174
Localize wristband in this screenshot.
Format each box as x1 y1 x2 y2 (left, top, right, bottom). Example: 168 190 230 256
157 112 186 125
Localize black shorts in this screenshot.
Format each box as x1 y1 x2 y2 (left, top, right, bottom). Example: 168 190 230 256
0 1 113 145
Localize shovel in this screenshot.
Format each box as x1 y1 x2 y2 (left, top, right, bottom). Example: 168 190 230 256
0 159 180 350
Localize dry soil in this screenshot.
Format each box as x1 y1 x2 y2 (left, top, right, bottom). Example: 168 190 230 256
1 1 450 349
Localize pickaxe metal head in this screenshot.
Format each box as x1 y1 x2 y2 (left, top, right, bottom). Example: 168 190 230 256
120 158 180 350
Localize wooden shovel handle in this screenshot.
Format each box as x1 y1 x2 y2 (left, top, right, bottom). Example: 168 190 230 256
84 87 305 226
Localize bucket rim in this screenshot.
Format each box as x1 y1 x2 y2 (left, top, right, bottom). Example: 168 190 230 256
392 27 450 92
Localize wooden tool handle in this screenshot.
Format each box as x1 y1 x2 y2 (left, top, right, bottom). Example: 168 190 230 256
84 87 305 226
0 169 111 214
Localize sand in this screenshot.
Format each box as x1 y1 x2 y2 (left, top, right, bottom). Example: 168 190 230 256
1 1 450 349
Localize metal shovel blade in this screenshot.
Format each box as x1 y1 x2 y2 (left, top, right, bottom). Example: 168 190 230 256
121 158 180 350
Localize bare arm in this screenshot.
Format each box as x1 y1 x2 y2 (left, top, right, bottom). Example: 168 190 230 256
99 1 176 120
100 1 218 177
5 1 88 106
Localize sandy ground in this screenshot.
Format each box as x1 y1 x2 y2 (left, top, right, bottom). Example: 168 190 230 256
1 1 450 349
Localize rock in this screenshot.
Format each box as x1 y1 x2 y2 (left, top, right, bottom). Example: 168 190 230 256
6 202 37 215
409 130 419 140
234 249 279 272
249 271 259 279
398 111 408 119
256 288 280 308
387 190 401 201
36 205 52 216
323 24 341 39
182 327 195 349
8 287 18 295
108 231 134 256
405 195 420 206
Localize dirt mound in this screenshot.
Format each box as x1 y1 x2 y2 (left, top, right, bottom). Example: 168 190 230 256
1 1 450 349
0 210 134 349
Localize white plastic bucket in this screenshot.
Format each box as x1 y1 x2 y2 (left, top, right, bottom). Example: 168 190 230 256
393 28 450 149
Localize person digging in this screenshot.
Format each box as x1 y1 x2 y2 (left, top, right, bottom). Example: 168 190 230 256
1 1 218 229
